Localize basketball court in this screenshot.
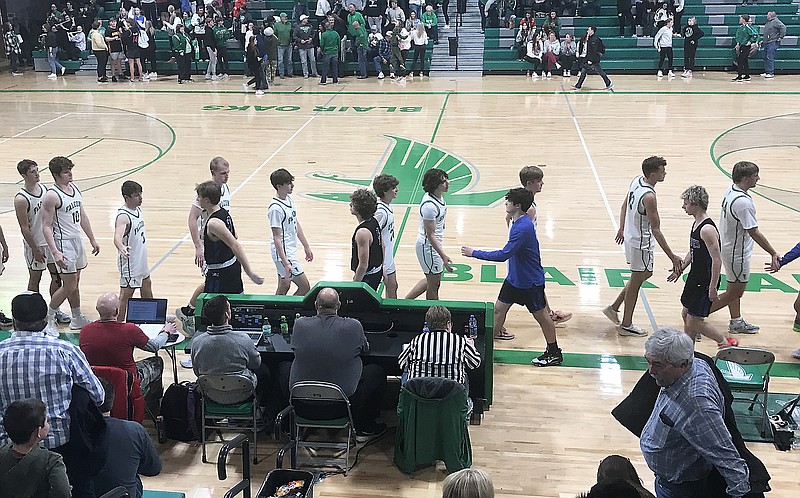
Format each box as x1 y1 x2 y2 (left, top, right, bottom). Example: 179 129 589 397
0 72 798 497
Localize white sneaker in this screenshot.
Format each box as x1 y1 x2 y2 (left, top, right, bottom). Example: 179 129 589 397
69 314 91 330
45 318 60 337
602 305 620 325
378 71 385 79
60 66 66 76
389 72 395 78
668 70 674 77
566 70 571 76
255 89 265 95
764 73 774 78
546 71 551 77
47 73 57 79
657 70 663 77
242 83 249 91
54 309 72 324
619 324 649 337
180 357 193 369
729 318 759 334
205 75 213 80
532 72 539 79
792 348 800 360
212 75 222 81
149 72 158 78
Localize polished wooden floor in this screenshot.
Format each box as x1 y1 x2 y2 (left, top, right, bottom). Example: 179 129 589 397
1 71 799 497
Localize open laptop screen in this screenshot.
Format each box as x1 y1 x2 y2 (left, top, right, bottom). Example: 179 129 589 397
126 298 168 324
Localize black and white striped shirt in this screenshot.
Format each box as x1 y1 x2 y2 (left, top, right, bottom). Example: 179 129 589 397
398 330 481 384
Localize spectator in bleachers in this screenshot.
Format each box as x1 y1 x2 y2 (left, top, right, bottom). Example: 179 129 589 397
761 11 786 79
142 0 158 28
641 0 656 37
294 15 319 78
617 0 635 37
47 4 63 25
353 20 369 77
680 16 702 78
387 0 406 26
141 21 157 80
653 2 671 32
524 30 544 78
203 17 220 80
45 24 66 79
733 14 759 81
542 31 560 77
192 6 209 60
573 26 613 90
293 0 310 22
132 7 146 31
236 5 252 47
374 29 393 77
214 17 231 78
181 0 193 15
542 10 560 38
369 24 384 59
581 0 600 17
319 20 341 84
263 27 279 86
399 25 411 66
77 5 92 34
410 0 424 22
409 22 428 76
532 0 550 15
560 0 577 17
670 0 683 36
653 18 674 77
317 0 333 23
275 12 294 78
89 21 108 82
105 18 126 82
389 26 407 81
245 31 266 94
421 5 438 44
122 20 146 82
441 0 452 29
559 32 576 76
364 0 386 32
406 10 421 30
172 22 194 83
347 3 367 51
515 15 535 60
4 22 24 76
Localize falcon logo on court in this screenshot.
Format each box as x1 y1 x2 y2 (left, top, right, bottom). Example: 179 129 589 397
307 135 511 206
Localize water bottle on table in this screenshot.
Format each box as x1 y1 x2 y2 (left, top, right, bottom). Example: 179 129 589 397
280 315 289 342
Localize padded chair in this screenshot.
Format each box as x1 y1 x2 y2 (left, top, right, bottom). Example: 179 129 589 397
394 377 472 474
197 374 260 464
91 366 145 423
275 381 356 475
714 347 776 437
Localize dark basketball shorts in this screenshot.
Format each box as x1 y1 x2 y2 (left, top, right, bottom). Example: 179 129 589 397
498 280 547 314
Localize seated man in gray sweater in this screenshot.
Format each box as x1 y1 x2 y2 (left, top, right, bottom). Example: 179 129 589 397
191 295 272 407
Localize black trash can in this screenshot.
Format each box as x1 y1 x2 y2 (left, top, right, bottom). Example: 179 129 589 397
257 469 315 498
448 36 458 57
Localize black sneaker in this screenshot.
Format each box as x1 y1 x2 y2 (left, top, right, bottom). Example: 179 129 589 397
531 349 563 367
731 76 742 82
111 76 117 82
355 422 387 442
0 311 12 329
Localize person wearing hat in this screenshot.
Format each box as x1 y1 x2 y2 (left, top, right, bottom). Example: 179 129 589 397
274 12 294 78
294 14 319 78
0 292 105 496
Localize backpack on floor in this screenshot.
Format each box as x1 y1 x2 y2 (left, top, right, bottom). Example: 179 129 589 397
160 381 203 442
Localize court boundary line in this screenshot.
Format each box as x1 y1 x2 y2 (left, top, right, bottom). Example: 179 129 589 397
3 88 800 96
561 85 660 333
0 113 70 146
148 88 346 274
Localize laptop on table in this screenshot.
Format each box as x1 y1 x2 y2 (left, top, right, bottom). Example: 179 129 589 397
126 298 175 340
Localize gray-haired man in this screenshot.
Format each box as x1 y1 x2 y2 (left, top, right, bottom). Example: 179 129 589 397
761 11 786 78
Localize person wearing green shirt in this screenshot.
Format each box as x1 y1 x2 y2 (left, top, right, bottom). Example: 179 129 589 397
347 4 366 36
213 18 230 78
319 21 341 84
274 12 294 78
171 23 193 83
421 5 439 44
733 14 759 81
353 20 369 78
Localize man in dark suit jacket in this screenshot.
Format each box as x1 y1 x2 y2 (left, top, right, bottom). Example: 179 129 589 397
573 25 613 90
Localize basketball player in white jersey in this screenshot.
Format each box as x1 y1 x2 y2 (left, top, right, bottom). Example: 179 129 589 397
708 161 781 333
373 174 399 298
114 180 152 321
41 156 100 332
176 156 232 330
268 168 313 295
13 159 71 324
603 156 682 337
406 168 453 301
